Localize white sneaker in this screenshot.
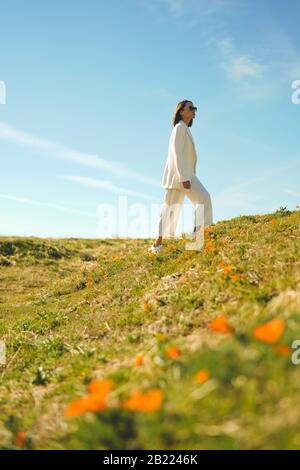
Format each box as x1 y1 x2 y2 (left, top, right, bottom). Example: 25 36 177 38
148 243 163 255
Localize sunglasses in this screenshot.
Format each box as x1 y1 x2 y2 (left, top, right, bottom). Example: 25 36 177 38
188 105 197 111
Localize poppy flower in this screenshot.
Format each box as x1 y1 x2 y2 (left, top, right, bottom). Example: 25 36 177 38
15 431 26 448
194 369 209 384
253 319 284 344
209 315 234 335
65 379 113 417
135 354 144 367
165 345 181 359
122 388 163 412
272 344 291 356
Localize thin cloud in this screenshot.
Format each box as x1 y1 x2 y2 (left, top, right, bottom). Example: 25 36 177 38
0 121 161 187
218 37 265 81
0 193 96 217
60 175 160 201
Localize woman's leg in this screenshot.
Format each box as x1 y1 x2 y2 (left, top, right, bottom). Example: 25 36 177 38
186 176 213 231
154 188 185 246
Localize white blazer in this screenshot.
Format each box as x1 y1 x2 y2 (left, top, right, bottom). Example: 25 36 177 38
161 119 198 189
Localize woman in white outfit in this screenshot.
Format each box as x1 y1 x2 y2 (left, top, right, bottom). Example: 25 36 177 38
148 99 213 254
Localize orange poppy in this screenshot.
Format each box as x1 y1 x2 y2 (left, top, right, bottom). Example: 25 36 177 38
87 379 113 396
65 379 113 417
143 302 151 312
223 265 233 275
209 315 234 335
122 388 163 412
194 369 209 384
253 319 284 344
65 394 107 417
15 431 26 448
135 354 144 367
165 345 181 359
272 344 291 356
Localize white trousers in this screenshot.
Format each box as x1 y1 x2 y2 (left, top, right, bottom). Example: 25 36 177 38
158 175 213 238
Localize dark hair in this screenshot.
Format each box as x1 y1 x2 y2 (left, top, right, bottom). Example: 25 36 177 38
172 99 193 127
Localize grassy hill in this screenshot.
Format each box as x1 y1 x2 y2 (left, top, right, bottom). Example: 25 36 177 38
1 206 300 450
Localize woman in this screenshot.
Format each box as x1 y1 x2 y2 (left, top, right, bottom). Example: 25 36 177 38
148 99 213 254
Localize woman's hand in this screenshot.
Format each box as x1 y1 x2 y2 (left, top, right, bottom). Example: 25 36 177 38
182 180 191 189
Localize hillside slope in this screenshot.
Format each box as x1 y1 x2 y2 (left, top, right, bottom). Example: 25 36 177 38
1 207 300 449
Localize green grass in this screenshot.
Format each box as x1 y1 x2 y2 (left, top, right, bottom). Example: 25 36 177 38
1 206 300 449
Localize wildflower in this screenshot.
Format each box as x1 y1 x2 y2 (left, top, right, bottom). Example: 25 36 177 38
223 265 233 275
194 369 209 384
143 302 151 312
231 273 246 282
272 344 291 356
209 315 234 335
204 239 214 252
15 431 26 448
65 379 113 417
87 379 113 396
253 319 284 344
165 345 181 359
135 354 144 367
122 388 163 412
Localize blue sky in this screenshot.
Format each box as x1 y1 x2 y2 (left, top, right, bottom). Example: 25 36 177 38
0 0 299 238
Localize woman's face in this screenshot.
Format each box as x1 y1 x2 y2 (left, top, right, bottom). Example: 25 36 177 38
180 101 197 124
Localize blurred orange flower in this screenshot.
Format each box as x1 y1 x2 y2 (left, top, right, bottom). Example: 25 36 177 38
231 273 246 282
253 319 284 344
135 354 144 367
143 302 151 312
204 239 214 252
15 431 26 448
223 265 233 275
209 315 234 335
194 369 209 384
165 345 181 359
272 344 291 356
65 379 113 417
122 388 163 412
87 379 113 396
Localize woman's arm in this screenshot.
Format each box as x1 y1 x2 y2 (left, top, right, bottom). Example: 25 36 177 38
173 124 190 183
